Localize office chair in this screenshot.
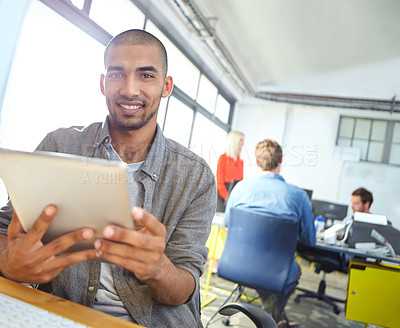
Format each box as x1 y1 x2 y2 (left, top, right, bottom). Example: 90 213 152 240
294 244 348 314
205 207 299 327
218 303 277 328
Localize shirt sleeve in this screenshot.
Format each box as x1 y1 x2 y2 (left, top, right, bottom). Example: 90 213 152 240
163 168 217 304
216 154 229 200
0 201 13 236
298 192 316 246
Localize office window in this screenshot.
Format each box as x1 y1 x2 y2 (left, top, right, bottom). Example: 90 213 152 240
197 74 218 113
144 21 232 155
354 119 371 139
352 119 370 160
336 116 400 166
89 0 145 35
371 120 387 140
215 94 231 124
367 120 386 162
190 112 227 168
389 122 400 165
1 0 235 159
145 21 200 100
156 97 169 130
337 117 354 146
0 0 106 152
163 97 193 147
70 0 84 10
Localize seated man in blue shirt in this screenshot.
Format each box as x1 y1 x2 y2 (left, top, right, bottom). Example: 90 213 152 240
224 139 316 328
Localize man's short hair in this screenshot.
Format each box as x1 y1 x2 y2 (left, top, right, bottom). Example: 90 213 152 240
352 187 373 206
104 29 168 77
255 139 282 171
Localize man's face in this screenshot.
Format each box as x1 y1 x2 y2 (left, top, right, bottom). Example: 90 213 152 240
351 195 369 213
100 45 172 131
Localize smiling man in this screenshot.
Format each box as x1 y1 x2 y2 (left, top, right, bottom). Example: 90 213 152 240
0 29 216 328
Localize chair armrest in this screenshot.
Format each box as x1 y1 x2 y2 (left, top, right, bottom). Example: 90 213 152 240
218 302 277 328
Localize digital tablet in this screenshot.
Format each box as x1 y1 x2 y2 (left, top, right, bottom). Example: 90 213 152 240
0 147 133 252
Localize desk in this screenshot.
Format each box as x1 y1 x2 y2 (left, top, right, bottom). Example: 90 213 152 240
296 240 400 315
346 258 400 327
0 277 144 328
314 240 400 265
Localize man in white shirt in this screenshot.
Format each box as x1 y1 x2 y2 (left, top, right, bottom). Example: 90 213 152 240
343 187 373 225
351 187 373 214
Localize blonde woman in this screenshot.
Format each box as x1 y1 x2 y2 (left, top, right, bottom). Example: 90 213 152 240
216 131 245 212
208 131 244 273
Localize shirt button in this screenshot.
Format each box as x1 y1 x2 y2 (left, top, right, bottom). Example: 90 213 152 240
153 173 157 179
88 286 95 291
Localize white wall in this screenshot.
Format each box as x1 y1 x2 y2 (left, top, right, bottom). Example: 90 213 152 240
231 97 288 180
338 161 400 226
232 95 400 228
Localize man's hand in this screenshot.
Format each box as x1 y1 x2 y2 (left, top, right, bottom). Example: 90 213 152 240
94 207 195 306
94 207 167 281
0 205 98 284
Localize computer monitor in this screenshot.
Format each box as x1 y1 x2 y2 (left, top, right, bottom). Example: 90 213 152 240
311 199 348 221
303 188 313 201
346 221 400 255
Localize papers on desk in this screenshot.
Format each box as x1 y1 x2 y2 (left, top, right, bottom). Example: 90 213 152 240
355 242 376 250
322 222 347 244
354 212 387 226
355 242 390 256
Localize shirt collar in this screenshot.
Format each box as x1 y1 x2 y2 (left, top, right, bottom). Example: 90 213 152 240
262 172 285 182
95 117 112 149
97 117 165 181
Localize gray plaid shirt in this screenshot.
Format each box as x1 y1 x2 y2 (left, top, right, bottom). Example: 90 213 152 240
0 118 217 328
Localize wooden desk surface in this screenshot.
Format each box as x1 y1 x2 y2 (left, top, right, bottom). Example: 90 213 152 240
0 277 145 328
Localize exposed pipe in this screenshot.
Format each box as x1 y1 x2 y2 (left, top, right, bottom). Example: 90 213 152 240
254 92 400 113
172 0 254 94
390 96 397 114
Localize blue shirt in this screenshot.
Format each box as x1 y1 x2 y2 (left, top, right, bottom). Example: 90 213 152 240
224 173 316 284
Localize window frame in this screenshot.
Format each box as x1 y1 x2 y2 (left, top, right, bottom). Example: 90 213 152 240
38 0 235 147
336 115 400 166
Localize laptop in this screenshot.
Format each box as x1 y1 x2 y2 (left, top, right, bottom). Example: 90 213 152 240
0 148 133 252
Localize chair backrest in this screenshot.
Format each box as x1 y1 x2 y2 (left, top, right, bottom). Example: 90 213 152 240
217 207 299 294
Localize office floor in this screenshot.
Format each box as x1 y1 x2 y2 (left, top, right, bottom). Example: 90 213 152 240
200 260 382 328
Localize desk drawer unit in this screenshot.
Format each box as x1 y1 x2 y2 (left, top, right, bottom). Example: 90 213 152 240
346 259 400 328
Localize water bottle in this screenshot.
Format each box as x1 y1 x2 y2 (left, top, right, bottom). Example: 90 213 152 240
314 215 325 237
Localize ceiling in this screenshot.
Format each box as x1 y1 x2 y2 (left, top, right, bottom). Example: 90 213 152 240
182 0 400 109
